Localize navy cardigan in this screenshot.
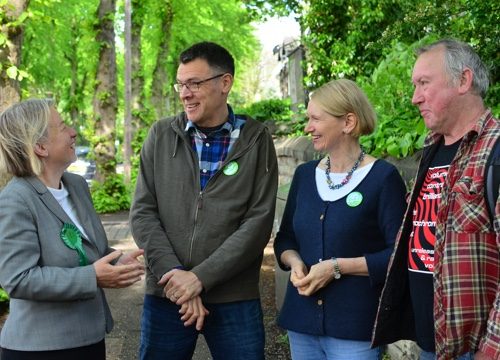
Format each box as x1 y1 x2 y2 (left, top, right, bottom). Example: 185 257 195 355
274 159 406 340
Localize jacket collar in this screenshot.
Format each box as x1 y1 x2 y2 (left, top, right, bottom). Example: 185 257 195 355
184 105 237 134
61 173 97 243
24 175 96 245
25 176 73 225
170 108 268 161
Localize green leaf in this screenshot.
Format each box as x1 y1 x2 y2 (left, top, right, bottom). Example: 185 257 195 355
387 142 400 158
6 66 18 79
17 70 29 81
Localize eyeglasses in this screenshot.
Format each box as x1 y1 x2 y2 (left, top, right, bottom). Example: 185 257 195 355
174 73 226 93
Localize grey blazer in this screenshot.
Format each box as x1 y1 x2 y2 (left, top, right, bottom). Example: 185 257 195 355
0 173 113 351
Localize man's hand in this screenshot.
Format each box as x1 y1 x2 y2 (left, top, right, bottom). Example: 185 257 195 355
179 295 209 331
158 269 203 304
94 250 145 288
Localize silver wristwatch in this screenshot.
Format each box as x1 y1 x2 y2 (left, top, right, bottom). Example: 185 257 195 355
331 257 341 279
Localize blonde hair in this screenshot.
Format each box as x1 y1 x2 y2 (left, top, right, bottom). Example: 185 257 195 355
0 99 54 180
311 79 376 137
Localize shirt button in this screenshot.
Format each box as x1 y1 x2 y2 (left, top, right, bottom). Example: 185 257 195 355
205 142 210 147
202 169 208 173
317 299 323 305
320 214 324 220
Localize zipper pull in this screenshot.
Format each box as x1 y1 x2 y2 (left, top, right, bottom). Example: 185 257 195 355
198 191 203 209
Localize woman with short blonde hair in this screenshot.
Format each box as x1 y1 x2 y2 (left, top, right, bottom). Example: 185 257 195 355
275 79 406 359
311 78 376 138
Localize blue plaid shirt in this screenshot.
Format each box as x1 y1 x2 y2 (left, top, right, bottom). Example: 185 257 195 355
185 107 246 190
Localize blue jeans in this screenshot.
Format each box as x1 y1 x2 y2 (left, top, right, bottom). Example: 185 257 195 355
140 295 265 360
288 330 381 360
420 350 474 360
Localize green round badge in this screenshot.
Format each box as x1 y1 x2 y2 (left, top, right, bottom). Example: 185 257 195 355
346 191 363 207
223 161 239 176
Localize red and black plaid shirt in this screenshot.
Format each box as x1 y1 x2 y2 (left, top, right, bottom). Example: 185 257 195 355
428 109 500 359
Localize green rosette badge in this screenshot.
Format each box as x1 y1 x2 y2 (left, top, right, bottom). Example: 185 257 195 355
60 223 88 266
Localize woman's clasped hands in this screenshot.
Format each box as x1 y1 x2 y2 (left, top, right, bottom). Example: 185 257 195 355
291 258 336 296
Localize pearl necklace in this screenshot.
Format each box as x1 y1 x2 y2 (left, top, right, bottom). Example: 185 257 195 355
325 147 365 190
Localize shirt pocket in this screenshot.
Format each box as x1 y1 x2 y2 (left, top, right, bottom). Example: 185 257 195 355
449 176 490 233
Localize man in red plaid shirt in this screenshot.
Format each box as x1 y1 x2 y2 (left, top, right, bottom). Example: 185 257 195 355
372 39 499 360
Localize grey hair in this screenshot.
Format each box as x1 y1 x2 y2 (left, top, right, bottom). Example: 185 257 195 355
416 39 489 98
0 98 55 179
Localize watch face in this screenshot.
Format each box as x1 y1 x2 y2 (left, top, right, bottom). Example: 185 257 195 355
334 272 341 280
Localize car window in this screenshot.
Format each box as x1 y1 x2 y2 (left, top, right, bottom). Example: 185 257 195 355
76 146 91 161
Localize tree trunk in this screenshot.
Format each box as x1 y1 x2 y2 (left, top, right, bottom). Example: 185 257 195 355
123 0 147 183
124 0 132 183
0 0 29 112
131 0 146 127
150 0 174 119
92 0 117 184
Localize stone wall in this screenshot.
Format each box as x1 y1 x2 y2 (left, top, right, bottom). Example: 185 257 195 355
273 137 318 311
274 136 320 186
272 136 421 359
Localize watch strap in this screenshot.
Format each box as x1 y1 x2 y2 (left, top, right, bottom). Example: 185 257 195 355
331 257 341 279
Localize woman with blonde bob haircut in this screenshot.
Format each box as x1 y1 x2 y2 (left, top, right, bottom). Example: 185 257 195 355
274 79 406 359
311 79 376 138
0 99 144 360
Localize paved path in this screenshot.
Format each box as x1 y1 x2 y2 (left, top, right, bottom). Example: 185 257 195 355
102 216 211 360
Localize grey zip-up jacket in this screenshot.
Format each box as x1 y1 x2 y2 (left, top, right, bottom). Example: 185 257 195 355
130 112 278 303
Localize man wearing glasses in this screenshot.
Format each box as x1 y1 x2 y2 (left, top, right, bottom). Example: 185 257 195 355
130 41 278 360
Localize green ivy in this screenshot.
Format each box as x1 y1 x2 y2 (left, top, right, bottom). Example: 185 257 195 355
90 174 130 214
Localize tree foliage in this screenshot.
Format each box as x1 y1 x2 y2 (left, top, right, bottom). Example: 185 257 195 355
242 0 300 19
249 0 499 157
299 0 406 88
22 0 99 132
359 41 428 158
0 0 30 111
4 0 498 210
5 0 262 212
376 0 499 114
236 98 293 122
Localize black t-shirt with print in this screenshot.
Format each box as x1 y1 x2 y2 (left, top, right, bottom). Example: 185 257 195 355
408 138 461 352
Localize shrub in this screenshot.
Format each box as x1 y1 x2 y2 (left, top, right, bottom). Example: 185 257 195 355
91 174 131 214
236 98 293 123
236 98 309 136
359 40 430 158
